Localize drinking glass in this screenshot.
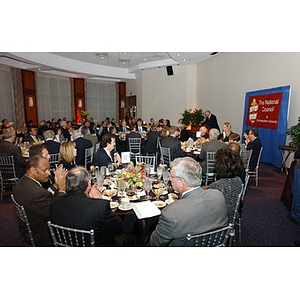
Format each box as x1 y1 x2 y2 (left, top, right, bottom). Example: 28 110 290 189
118 179 126 197
157 166 163 181
108 163 114 175
145 163 151 177
143 179 152 200
97 174 104 188
100 166 106 177
163 171 170 190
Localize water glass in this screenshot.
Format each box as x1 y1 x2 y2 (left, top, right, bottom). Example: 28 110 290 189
143 178 152 200
163 171 170 189
100 166 106 177
145 163 151 176
157 166 163 181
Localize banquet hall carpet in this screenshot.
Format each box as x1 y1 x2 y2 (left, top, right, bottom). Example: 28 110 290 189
0 163 299 247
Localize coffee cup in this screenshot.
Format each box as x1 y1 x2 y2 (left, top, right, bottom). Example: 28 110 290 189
120 198 130 209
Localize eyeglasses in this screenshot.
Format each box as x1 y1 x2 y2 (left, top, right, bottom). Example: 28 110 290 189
36 166 51 174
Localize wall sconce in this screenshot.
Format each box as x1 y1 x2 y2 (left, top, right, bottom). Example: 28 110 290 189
29 97 34 107
78 99 82 108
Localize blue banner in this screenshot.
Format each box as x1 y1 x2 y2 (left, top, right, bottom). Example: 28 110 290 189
242 85 291 168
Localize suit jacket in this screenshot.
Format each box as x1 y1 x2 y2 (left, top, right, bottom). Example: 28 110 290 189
150 187 228 246
23 134 41 145
84 134 98 149
134 125 147 133
199 139 226 174
92 147 115 167
0 140 26 178
13 175 64 246
146 131 160 154
50 191 123 246
246 137 262 171
161 136 184 161
75 137 92 166
202 113 220 132
44 139 61 154
61 127 71 140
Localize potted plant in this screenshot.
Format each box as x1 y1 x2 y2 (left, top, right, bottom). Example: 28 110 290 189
178 108 205 133
287 117 300 148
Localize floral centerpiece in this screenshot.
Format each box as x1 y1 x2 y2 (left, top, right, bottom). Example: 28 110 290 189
120 161 146 188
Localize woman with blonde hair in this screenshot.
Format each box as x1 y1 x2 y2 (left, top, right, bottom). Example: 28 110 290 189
58 141 77 170
219 121 233 142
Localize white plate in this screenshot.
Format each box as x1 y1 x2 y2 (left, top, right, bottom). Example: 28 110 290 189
118 204 133 211
161 190 168 195
110 202 119 209
152 201 166 208
165 199 174 205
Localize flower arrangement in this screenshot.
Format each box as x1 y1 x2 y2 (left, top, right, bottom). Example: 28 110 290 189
79 110 88 119
120 161 146 188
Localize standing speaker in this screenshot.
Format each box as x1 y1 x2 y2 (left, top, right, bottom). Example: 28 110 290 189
166 66 174 76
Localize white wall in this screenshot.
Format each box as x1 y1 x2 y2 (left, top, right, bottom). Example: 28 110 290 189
196 52 300 140
126 65 197 126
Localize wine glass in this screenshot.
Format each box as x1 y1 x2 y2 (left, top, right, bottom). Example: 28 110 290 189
163 171 170 190
145 163 151 177
143 178 152 200
157 166 163 181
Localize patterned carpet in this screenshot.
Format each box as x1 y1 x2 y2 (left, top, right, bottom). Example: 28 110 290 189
1 163 300 247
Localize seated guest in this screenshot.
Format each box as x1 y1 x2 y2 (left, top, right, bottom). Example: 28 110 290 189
246 128 262 171
146 125 162 155
243 130 250 146
0 127 26 178
29 144 50 160
73 129 92 167
161 126 184 160
208 148 243 223
1 118 9 129
160 126 170 141
150 157 228 246
13 156 67 246
43 130 60 154
24 126 41 145
227 142 246 183
92 133 121 167
60 121 71 141
118 119 130 133
50 166 124 246
58 141 77 170
53 127 66 143
199 128 226 175
219 122 233 142
135 118 147 133
98 121 109 142
81 125 98 148
228 132 247 158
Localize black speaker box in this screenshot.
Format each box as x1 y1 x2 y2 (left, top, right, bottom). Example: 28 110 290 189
166 66 174 76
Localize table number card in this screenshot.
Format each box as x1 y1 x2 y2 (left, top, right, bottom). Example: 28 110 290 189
121 152 130 164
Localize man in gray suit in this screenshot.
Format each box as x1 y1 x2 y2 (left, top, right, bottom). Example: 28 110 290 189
199 128 226 175
150 157 228 247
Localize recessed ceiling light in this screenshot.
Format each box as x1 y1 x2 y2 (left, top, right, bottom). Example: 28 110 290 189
144 58 147 61
177 53 181 56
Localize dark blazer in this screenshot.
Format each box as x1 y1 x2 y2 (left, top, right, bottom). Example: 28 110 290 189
118 125 130 133
44 139 61 154
58 160 76 170
161 136 184 161
13 175 64 246
202 113 220 132
75 137 92 167
246 137 262 171
146 131 160 154
134 125 147 133
61 127 71 141
50 191 123 246
0 140 26 178
92 147 115 167
23 135 41 145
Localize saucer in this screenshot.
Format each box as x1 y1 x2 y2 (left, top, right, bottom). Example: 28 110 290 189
110 202 119 209
152 201 166 208
165 199 174 205
118 204 132 211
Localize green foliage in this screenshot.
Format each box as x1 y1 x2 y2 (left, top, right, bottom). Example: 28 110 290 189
287 117 300 148
178 108 204 126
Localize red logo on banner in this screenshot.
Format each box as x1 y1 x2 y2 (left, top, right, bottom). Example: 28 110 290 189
245 92 282 129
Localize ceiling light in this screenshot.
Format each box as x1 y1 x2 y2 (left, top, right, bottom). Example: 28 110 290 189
177 53 181 56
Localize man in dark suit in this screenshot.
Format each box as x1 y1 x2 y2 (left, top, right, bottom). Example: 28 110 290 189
146 125 162 155
92 133 121 167
73 129 93 167
134 118 147 133
246 128 262 171
50 166 124 246
0 127 26 178
161 126 184 161
61 121 71 141
13 156 67 246
24 126 41 145
118 119 130 133
150 157 228 246
202 110 220 132
43 130 60 154
199 128 226 175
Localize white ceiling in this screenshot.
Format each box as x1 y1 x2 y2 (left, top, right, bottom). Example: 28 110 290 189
0 52 219 82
